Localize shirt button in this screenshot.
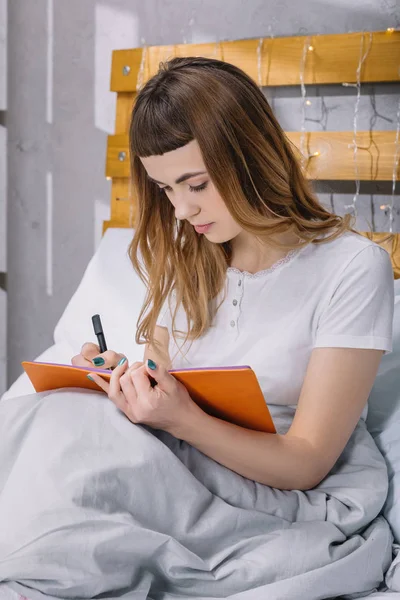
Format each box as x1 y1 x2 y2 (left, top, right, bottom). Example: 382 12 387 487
230 320 235 327
232 299 238 306
238 280 242 286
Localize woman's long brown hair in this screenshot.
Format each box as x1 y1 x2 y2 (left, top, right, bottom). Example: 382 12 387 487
128 56 362 360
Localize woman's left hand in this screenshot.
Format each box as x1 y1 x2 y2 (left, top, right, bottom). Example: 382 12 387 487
87 358 201 437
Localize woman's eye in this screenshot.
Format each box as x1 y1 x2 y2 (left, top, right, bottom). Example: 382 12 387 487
189 182 208 193
160 182 208 193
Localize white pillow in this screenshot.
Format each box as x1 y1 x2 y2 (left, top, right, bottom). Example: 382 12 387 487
367 278 400 544
2 228 146 402
52 227 145 361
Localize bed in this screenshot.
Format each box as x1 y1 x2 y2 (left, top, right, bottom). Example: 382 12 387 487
1 30 400 600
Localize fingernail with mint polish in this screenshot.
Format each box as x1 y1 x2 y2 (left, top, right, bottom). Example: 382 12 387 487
87 374 95 381
147 359 157 370
93 357 105 366
118 357 127 366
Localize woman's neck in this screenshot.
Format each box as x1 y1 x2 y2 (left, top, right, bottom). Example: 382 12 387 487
229 230 301 275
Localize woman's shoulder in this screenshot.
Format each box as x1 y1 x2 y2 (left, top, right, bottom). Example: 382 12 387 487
306 230 391 269
303 230 394 303
293 230 393 299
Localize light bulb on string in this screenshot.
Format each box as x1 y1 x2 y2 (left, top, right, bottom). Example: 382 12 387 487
299 36 312 168
344 32 373 221
298 37 321 167
258 30 274 93
386 97 400 233
213 40 225 62
257 37 264 87
136 37 147 92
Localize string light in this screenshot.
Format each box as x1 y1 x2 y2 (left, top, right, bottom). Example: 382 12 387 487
298 38 321 166
370 84 393 227
343 31 373 219
213 40 224 61
330 192 335 213
257 29 274 89
257 37 264 86
387 28 395 33
136 37 147 92
390 98 400 231
299 36 312 167
381 98 400 232
188 11 196 32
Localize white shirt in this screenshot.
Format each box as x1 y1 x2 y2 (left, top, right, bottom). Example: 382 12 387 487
157 231 394 421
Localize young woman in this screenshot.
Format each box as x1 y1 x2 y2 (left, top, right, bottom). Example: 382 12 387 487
73 56 394 492
1 56 395 600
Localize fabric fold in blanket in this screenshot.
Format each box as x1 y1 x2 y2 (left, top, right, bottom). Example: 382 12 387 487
0 389 398 599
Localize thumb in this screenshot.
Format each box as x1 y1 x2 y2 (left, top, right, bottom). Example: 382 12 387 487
145 359 173 390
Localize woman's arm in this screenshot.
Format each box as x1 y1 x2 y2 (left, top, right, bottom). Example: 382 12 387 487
173 347 384 490
143 325 172 370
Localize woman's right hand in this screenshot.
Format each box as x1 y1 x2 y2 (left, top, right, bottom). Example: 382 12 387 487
71 342 128 370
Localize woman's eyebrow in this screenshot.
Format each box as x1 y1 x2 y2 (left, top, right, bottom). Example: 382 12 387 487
148 171 207 185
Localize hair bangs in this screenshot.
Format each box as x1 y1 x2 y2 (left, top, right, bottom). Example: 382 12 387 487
130 91 194 158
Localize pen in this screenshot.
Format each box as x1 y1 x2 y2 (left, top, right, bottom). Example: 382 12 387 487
92 314 108 354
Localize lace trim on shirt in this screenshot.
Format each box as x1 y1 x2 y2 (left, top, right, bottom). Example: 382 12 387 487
226 247 302 279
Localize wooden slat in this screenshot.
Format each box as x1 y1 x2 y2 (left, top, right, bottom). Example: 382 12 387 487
106 134 130 178
289 131 400 180
115 93 136 134
104 177 137 235
111 48 145 92
110 30 400 92
106 131 400 181
102 219 129 235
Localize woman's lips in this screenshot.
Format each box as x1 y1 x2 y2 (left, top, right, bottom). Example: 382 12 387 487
194 223 214 233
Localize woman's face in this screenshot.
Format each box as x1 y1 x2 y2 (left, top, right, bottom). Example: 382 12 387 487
140 139 242 243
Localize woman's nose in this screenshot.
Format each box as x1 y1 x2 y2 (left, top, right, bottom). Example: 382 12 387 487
174 201 200 222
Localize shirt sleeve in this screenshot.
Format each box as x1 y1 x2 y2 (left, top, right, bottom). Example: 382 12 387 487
313 244 394 355
155 292 175 330
156 303 169 328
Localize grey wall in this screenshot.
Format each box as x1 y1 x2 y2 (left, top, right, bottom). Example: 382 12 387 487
5 0 400 389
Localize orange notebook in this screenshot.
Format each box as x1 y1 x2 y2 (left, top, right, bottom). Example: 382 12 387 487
21 361 275 434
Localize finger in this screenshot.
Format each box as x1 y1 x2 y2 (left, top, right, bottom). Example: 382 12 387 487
144 359 173 392
126 361 144 375
91 350 128 369
119 372 139 420
81 342 100 361
108 357 129 408
87 372 109 394
71 354 95 368
130 364 153 396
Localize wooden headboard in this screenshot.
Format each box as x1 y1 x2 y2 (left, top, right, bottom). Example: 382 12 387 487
103 30 400 277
